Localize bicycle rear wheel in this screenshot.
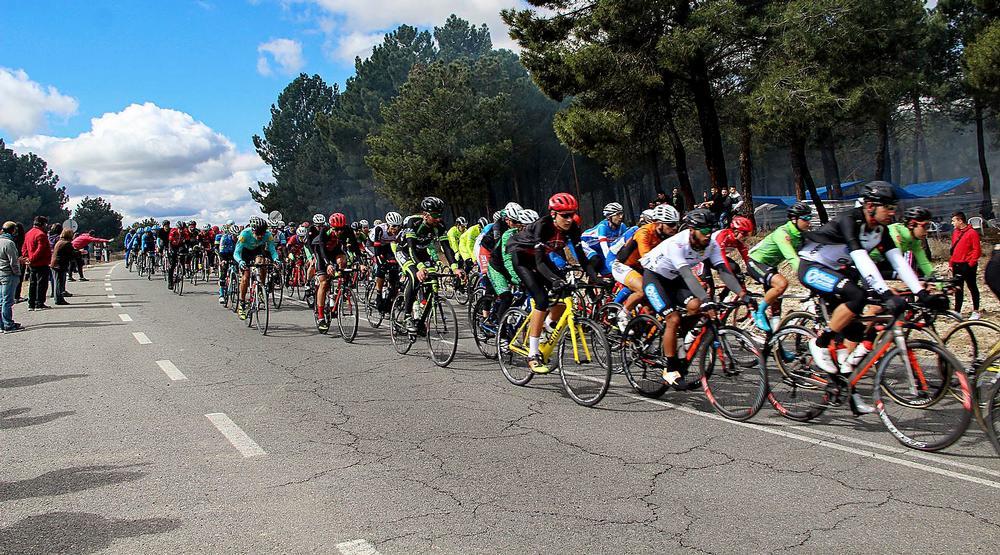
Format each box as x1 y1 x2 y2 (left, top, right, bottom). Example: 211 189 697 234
389 296 413 354
558 317 612 407
594 302 626 375
620 314 669 398
365 287 384 328
271 274 284 309
498 308 533 386
254 282 269 335
765 326 828 422
454 277 469 305
338 287 359 343
986 375 1000 456
426 296 459 367
873 340 972 452
471 294 498 359
698 326 768 422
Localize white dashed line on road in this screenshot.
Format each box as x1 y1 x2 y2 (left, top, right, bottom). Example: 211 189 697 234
156 360 188 381
107 294 116 299
118 314 133 322
132 332 151 344
205 413 265 457
336 539 381 555
111 302 122 308
105 287 113 291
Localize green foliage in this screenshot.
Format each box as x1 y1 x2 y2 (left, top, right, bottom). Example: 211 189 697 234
73 196 123 239
966 20 1000 99
0 138 70 224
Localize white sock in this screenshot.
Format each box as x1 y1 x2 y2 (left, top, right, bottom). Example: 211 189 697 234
529 336 540 357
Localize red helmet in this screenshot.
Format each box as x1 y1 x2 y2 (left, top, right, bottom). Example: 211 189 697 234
548 192 579 212
730 216 754 234
572 214 582 227
328 213 347 228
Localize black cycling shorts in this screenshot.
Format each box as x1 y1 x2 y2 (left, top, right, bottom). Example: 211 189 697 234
746 259 777 289
512 251 556 311
797 260 866 314
642 270 695 315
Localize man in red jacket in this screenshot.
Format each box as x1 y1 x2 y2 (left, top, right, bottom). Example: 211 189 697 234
950 211 982 319
21 215 52 310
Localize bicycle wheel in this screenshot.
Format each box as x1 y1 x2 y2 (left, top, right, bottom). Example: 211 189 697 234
454 276 469 306
873 340 972 452
338 287 359 343
594 302 626 375
498 308 533 386
253 282 268 335
175 268 185 295
271 274 284 309
620 314 669 398
471 294 498 359
389 296 414 355
943 319 1000 374
986 375 1000 456
697 326 767 421
777 310 819 331
468 286 487 322
365 286 384 328
765 326 828 422
426 295 459 367
558 317 612 407
305 283 315 309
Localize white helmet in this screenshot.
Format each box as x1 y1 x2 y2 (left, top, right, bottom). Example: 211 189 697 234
650 204 680 224
492 210 502 222
455 216 468 227
603 202 624 217
515 208 540 225
312 213 326 225
296 225 308 240
503 202 523 218
359 219 369 228
373 219 383 227
385 211 403 226
640 209 655 223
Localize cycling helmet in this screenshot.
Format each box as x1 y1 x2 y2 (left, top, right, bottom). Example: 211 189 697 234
162 220 170 227
249 216 266 232
503 202 523 217
861 181 896 205
640 209 655 223
730 215 754 234
788 202 811 219
312 213 326 225
477 216 489 228
548 192 579 212
202 224 211 231
373 219 383 227
359 219 369 228
903 206 932 222
188 220 197 228
329 213 347 228
455 216 468 227
351 221 360 231
682 208 717 230
176 221 186 228
516 209 540 225
492 210 502 222
603 202 624 217
420 196 445 213
225 219 235 226
650 204 680 224
296 225 308 240
385 211 403 226
505 205 524 223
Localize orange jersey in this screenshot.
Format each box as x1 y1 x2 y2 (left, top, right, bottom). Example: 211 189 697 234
618 223 665 269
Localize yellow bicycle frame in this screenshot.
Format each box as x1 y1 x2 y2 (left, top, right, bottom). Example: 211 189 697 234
507 296 593 364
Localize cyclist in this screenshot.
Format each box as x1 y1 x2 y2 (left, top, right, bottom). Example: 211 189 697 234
611 204 681 331
234 216 279 319
311 213 363 332
474 210 503 277
581 202 627 276
747 201 812 332
797 181 947 405
869 206 935 280
639 208 749 389
699 215 753 300
216 223 238 303
396 197 464 333
139 226 157 272
487 208 539 317
166 221 190 289
447 217 468 268
459 217 487 273
123 228 136 267
507 193 598 374
156 220 171 254
370 211 403 312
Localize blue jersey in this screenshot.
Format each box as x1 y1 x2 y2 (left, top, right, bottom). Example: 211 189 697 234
140 231 156 251
124 232 135 250
609 225 638 256
582 219 626 257
234 228 278 264
216 233 236 255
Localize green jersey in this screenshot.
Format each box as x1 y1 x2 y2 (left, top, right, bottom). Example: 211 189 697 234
458 224 481 261
447 225 464 260
748 221 803 271
869 222 934 277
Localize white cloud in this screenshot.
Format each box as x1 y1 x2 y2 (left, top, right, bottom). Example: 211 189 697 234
257 38 306 76
11 102 269 225
328 31 385 63
0 67 79 138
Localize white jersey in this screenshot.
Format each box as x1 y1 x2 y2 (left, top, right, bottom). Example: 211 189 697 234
798 227 886 269
369 222 400 244
640 229 726 279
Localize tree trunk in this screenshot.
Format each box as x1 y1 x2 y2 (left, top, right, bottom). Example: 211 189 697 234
622 181 636 223
818 129 842 199
875 116 890 181
791 136 828 223
976 99 995 219
891 129 901 185
739 123 754 225
649 150 663 195
789 142 806 201
911 94 920 183
664 93 694 209
913 93 933 181
689 67 728 189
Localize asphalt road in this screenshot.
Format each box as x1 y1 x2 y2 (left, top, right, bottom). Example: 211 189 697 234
2 262 999 554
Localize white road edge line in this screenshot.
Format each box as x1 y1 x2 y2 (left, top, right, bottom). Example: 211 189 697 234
111 302 122 308
118 314 133 322
132 332 151 344
107 294 116 298
155 360 188 381
336 539 381 555
205 413 265 457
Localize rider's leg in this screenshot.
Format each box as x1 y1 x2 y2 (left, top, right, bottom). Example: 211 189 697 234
316 270 331 318
238 267 251 302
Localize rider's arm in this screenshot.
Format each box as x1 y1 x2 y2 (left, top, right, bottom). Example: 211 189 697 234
569 224 599 281
912 244 935 278
885 248 923 294
266 233 279 261
708 238 746 296
677 265 709 301
233 232 246 265
775 228 801 272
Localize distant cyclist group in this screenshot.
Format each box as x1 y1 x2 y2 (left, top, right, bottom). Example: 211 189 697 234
121 181 1000 456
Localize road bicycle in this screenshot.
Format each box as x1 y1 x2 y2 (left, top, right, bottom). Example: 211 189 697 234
389 270 460 367
365 260 400 329
471 286 531 360
497 282 613 407
171 252 191 296
318 268 359 342
268 258 285 309
242 260 271 335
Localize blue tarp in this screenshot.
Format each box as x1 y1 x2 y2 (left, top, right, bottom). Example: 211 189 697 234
754 178 971 206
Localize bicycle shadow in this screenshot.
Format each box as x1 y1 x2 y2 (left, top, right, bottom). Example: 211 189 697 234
0 510 180 554
0 374 89 389
0 407 76 429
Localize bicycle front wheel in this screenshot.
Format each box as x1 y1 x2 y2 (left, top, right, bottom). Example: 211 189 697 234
338 287 359 343
698 326 767 422
272 275 284 309
365 287 384 329
389 296 413 355
558 317 612 407
873 340 972 452
620 314 668 398
986 375 1000 456
471 294 498 359
497 308 532 386
254 283 269 335
765 326 828 422
426 296 459 367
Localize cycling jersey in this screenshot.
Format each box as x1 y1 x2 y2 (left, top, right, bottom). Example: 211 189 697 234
473 223 494 272
640 229 727 280
582 218 626 258
748 221 803 272
140 231 156 251
168 227 189 249
446 226 464 260
608 225 638 256
216 233 236 255
369 223 400 262
234 228 279 265
459 224 481 261
156 227 170 249
868 222 934 277
710 228 749 270
616 223 667 269
397 216 457 270
312 226 360 257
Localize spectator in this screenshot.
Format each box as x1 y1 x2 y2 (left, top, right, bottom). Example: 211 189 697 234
950 211 982 319
654 191 668 205
703 185 734 228
69 229 110 281
1 221 24 332
21 216 52 311
14 222 26 303
671 188 684 213
47 223 68 299
50 229 76 305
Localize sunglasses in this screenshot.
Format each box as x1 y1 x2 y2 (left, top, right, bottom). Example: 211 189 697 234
912 221 931 229
798 215 813 221
427 212 442 219
695 227 713 235
556 211 577 220
876 203 898 210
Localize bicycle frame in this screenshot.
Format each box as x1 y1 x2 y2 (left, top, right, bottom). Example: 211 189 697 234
506 296 593 365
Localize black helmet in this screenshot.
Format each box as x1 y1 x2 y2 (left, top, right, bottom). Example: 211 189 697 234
161 220 170 227
682 208 718 230
861 181 896 205
420 196 445 213
903 206 932 222
249 216 267 232
351 222 360 231
788 202 811 219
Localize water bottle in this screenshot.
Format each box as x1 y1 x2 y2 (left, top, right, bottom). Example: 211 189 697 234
678 329 697 359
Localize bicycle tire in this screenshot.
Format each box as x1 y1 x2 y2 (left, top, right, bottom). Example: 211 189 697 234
426 295 459 367
765 326 828 422
255 282 269 335
338 287 359 343
777 311 819 331
176 268 185 296
942 319 1000 373
620 314 669 398
698 326 768 422
558 317 612 407
389 296 414 354
454 277 469 306
594 302 626 375
985 373 1000 456
498 308 533 386
365 287 384 329
471 294 498 359
272 274 284 309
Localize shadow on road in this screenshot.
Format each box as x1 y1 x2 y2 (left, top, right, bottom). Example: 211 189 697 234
0 464 150 502
19 321 122 330
0 511 180 555
0 408 75 429
0 374 89 389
